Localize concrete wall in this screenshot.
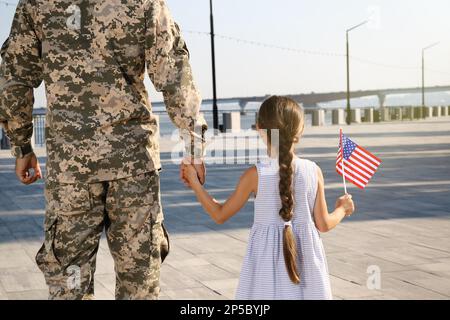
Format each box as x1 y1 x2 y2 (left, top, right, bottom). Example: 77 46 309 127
432 106 441 117
363 108 374 123
312 110 325 126
351 109 362 124
424 107 433 118
381 108 390 121
332 109 345 125
223 112 241 133
404 107 414 120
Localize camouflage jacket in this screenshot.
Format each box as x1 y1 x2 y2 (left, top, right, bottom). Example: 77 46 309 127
0 0 207 183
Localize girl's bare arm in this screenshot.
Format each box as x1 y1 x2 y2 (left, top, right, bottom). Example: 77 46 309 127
185 166 258 224
313 166 355 232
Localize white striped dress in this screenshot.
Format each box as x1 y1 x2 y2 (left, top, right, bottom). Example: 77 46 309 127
235 157 332 300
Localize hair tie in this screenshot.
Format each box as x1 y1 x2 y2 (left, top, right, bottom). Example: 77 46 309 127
284 220 292 228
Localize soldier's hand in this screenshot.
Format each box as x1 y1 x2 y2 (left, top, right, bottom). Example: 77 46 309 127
15 153 42 185
180 157 206 186
194 160 206 185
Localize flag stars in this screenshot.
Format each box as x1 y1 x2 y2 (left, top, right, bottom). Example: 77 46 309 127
342 135 357 160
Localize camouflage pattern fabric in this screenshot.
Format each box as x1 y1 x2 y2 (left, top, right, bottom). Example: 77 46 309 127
36 171 170 300
0 0 207 182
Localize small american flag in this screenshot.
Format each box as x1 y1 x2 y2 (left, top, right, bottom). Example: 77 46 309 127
336 132 381 189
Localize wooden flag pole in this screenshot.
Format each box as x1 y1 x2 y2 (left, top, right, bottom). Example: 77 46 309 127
340 128 348 194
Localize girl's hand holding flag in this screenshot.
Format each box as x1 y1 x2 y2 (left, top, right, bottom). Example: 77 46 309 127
335 194 355 217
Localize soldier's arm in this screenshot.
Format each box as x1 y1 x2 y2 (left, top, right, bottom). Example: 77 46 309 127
145 0 207 162
0 0 42 158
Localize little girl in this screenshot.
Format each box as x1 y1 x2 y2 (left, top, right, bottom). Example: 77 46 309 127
183 96 355 300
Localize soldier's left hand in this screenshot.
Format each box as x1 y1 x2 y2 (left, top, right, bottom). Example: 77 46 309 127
15 153 42 185
180 157 206 187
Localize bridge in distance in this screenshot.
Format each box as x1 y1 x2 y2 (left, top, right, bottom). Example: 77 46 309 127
152 85 450 112
31 85 450 117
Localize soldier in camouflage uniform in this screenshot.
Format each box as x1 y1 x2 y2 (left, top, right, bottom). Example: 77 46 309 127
0 0 207 300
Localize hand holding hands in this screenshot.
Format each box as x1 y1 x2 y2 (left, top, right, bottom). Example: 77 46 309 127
182 164 202 189
180 157 205 188
15 153 42 185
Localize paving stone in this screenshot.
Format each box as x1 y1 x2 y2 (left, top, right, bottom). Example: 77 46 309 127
166 257 211 269
94 249 115 276
328 250 413 273
206 226 251 243
367 244 450 266
408 236 450 253
175 233 247 255
329 275 384 299
0 269 47 292
94 274 116 297
377 276 448 300
0 238 23 252
166 224 217 240
327 254 413 287
158 293 172 300
164 242 198 261
416 262 450 276
201 278 239 299
163 287 226 300
0 249 35 269
92 280 114 300
172 264 236 283
160 265 203 290
6 289 48 300
197 253 245 275
20 241 44 264
387 270 450 297
0 284 7 300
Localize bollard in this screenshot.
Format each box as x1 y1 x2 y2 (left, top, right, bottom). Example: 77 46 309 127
414 106 424 119
223 112 241 133
351 109 361 124
332 109 345 125
424 106 433 118
380 108 390 122
312 109 325 126
363 108 374 123
251 112 258 130
373 110 381 123
405 106 414 120
440 106 448 117
432 106 441 117
396 107 403 121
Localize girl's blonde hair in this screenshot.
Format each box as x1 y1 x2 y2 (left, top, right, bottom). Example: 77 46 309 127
257 96 304 284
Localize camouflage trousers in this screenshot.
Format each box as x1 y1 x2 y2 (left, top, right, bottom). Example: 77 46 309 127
35 171 170 300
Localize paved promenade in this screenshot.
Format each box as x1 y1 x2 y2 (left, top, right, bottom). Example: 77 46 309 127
1 118 450 300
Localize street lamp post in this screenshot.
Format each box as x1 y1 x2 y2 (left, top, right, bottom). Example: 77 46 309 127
209 0 219 132
421 42 439 118
346 20 368 125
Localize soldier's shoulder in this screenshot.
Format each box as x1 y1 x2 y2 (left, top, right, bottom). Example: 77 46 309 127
16 0 42 14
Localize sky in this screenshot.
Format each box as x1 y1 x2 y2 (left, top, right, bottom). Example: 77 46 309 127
1 0 450 106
